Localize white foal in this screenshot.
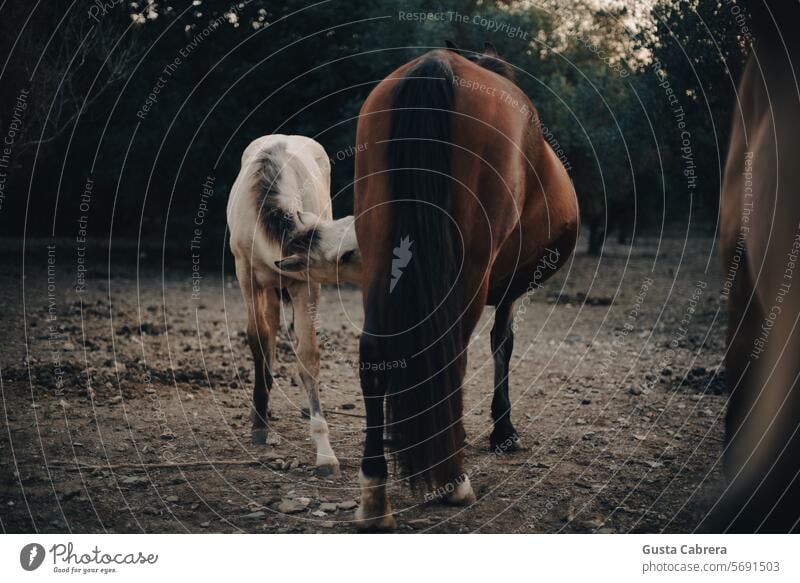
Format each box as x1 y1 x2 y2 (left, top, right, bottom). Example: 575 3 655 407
227 134 361 478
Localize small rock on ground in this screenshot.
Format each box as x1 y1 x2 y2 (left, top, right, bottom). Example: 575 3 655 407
278 498 310 514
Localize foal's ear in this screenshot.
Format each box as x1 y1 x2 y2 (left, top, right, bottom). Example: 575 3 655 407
445 39 459 51
483 41 499 57
275 255 307 272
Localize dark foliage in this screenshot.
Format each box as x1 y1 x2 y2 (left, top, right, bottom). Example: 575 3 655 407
0 0 750 257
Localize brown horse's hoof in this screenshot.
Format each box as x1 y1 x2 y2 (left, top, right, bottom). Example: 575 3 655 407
354 470 395 531
315 463 341 479
354 506 397 531
490 431 522 452
251 428 267 445
444 475 476 506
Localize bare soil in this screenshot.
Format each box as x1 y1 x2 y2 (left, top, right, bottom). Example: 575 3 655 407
1 235 730 533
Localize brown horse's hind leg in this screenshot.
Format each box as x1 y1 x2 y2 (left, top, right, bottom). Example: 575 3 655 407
490 300 521 451
354 319 395 530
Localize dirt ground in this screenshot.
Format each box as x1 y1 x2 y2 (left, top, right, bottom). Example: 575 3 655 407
1 234 731 533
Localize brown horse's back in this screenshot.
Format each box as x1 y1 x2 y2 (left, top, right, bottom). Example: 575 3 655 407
357 49 577 313
718 5 800 532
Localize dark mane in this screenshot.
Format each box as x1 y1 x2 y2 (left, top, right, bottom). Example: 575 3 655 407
284 225 320 256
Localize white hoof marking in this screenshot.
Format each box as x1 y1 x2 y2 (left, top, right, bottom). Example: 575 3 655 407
354 470 395 531
445 475 476 506
310 414 339 473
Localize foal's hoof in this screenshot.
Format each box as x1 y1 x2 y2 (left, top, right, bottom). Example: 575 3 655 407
251 428 267 445
354 505 397 531
444 475 476 506
315 464 341 479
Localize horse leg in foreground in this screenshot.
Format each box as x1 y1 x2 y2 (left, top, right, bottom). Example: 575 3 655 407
235 260 279 445
287 281 340 478
490 301 520 451
715 5 800 532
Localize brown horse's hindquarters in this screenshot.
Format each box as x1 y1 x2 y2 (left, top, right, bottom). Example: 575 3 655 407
487 143 579 305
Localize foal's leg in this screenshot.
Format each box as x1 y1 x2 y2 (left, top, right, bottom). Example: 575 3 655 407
236 261 274 445
262 289 280 415
490 300 521 451
288 282 340 478
354 329 395 530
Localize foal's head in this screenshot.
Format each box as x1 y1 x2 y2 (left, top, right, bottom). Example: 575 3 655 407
275 212 362 284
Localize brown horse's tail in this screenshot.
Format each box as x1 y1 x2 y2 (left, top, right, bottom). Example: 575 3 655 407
376 54 466 490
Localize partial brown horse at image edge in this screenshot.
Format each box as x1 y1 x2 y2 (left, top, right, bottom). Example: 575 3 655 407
714 3 800 533
352 45 578 529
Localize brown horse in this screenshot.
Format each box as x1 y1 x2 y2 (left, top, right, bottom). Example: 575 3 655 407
716 3 800 532
352 44 578 529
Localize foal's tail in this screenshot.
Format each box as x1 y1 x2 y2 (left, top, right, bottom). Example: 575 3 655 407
251 141 297 247
378 54 466 489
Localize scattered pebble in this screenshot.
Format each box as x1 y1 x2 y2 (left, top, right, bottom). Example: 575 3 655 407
277 498 310 514
60 485 82 501
580 517 604 530
121 476 147 486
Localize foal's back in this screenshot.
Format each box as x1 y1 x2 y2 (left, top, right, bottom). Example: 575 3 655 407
227 134 331 281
